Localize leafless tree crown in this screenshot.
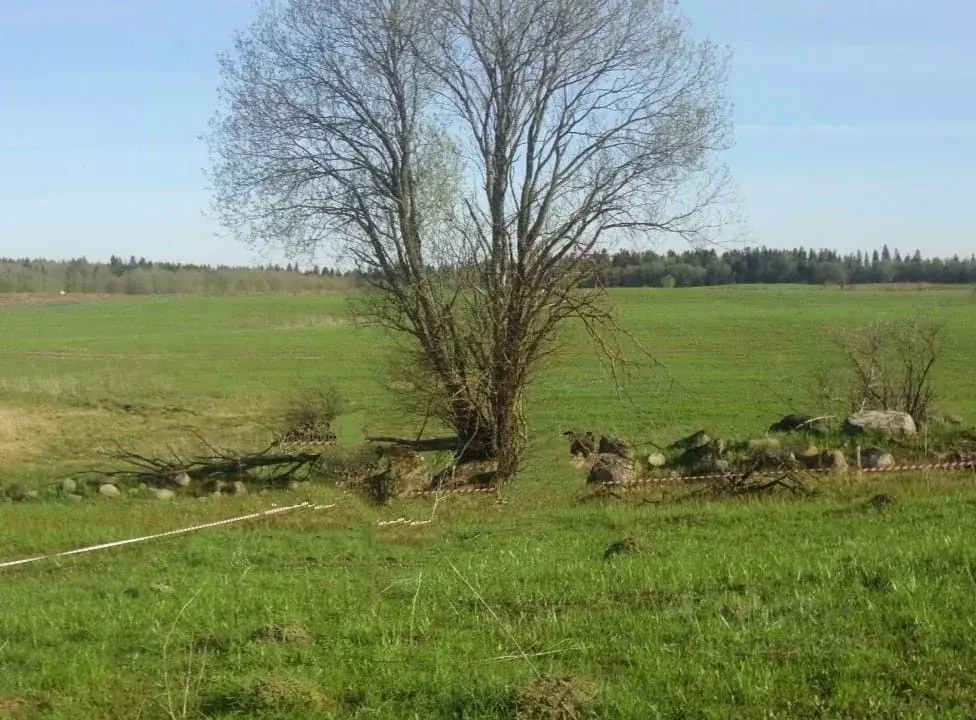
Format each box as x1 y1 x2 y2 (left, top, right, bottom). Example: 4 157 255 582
210 0 732 481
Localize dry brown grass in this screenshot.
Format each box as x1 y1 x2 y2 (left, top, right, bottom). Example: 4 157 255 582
0 406 61 465
0 399 275 469
515 676 597 720
0 695 33 719
0 293 121 307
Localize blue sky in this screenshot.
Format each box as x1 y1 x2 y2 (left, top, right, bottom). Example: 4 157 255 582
1 0 973 266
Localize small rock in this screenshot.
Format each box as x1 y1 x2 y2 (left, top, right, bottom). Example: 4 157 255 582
860 448 895 469
152 488 176 500
173 472 192 487
843 410 916 437
711 458 730 474
644 452 667 468
604 536 647 559
564 430 597 458
64 493 84 502
793 444 820 469
820 450 848 473
868 493 896 510
4 483 33 502
377 448 429 496
793 444 819 458
587 454 633 485
677 439 727 474
150 583 174 594
60 478 77 494
250 623 315 645
747 437 781 453
769 414 829 436
99 483 122 498
598 436 633 459
668 430 711 451
231 481 248 496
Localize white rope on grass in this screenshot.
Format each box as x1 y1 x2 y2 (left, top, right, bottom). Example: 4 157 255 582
0 501 334 570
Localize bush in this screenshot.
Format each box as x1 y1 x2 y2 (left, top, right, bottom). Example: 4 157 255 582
828 316 943 423
275 384 346 447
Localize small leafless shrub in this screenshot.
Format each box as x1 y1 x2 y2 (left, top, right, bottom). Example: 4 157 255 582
274 384 345 448
828 316 943 423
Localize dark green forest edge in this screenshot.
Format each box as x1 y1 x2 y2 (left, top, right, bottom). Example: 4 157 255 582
2 245 975 295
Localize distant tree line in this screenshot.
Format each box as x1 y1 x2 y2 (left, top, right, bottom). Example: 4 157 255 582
0 255 356 294
1 245 973 295
592 245 976 288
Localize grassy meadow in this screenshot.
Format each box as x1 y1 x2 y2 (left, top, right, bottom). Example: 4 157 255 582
1 285 976 718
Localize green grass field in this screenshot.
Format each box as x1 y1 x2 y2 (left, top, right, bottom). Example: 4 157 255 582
1 286 976 718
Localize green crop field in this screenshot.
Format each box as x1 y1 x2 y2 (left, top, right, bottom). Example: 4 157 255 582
1 285 976 719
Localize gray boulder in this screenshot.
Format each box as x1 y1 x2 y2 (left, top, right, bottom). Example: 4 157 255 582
844 410 916 437
668 430 711 452
173 472 192 487
587 454 633 485
564 430 597 458
644 452 667 468
769 414 829 436
747 437 781 453
99 483 122 498
677 438 727 474
598 435 633 459
60 478 77 494
860 448 895 469
821 450 849 473
5 483 35 502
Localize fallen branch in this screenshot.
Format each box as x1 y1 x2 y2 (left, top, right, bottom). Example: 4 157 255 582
366 436 469 452
692 468 816 499
80 440 322 489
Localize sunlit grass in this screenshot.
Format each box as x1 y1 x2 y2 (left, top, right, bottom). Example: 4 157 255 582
0 286 975 718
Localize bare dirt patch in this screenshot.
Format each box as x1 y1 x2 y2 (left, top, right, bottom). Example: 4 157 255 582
0 293 123 307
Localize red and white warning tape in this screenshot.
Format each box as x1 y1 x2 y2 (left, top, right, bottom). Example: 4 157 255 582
4 458 972 568
401 485 496 498
0 501 335 570
593 459 976 489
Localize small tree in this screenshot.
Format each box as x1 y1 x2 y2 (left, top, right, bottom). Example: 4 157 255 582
209 0 732 481
828 316 943 422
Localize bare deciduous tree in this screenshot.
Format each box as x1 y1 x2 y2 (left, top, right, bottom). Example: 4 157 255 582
209 0 732 482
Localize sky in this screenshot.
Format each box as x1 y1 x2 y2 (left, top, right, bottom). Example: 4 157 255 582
0 0 974 266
